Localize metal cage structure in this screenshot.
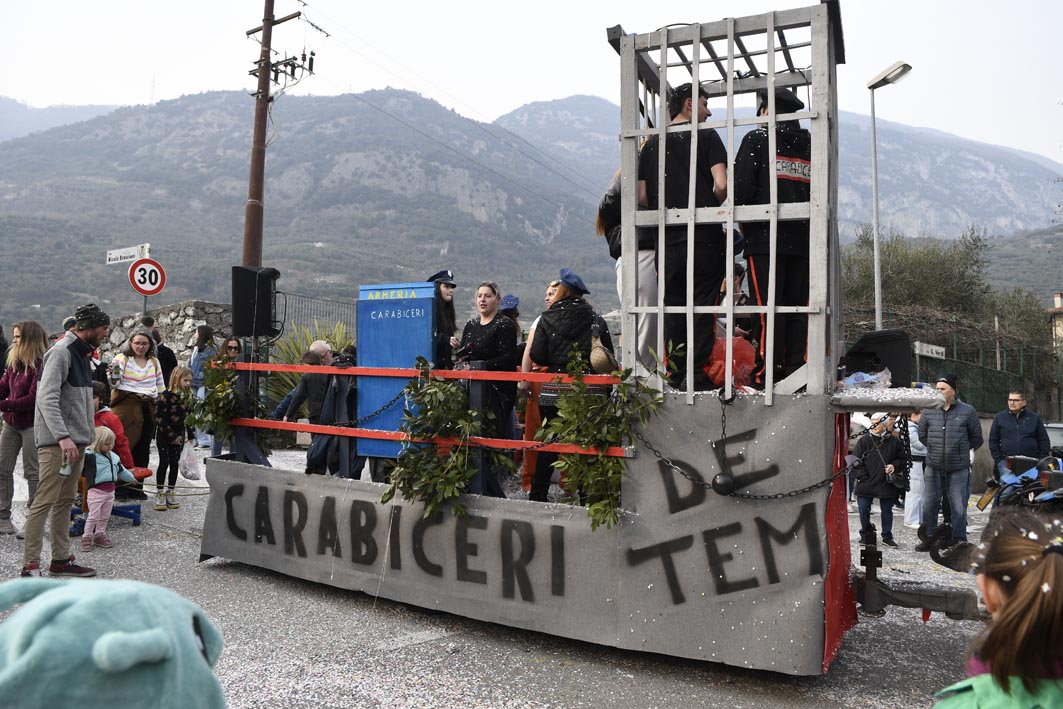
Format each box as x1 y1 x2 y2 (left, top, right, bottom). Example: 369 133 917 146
612 2 844 404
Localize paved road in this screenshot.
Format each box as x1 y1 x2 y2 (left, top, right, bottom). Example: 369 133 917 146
0 450 985 708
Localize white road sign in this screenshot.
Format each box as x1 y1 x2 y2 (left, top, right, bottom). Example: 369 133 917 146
106 243 151 265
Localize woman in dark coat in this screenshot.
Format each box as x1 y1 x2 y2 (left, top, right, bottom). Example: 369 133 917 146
527 268 614 502
428 269 459 369
852 412 905 547
456 281 518 497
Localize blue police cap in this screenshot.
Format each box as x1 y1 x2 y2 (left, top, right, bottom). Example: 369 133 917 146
558 268 589 296
427 269 456 286
500 294 519 312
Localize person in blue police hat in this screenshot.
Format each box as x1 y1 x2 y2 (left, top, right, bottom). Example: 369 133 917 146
528 268 614 502
499 294 521 343
427 269 459 369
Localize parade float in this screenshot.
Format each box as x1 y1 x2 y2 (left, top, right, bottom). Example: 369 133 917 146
198 3 975 676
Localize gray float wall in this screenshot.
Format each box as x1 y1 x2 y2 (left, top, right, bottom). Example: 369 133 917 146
200 393 835 675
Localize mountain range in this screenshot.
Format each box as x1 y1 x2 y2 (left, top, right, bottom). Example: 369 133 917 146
0 89 1059 331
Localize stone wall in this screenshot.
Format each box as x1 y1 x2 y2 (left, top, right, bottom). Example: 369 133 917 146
102 300 231 365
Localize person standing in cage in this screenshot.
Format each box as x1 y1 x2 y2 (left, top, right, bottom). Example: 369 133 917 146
598 169 657 373
638 82 728 391
734 86 812 389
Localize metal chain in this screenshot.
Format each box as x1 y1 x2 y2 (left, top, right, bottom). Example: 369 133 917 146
327 388 406 428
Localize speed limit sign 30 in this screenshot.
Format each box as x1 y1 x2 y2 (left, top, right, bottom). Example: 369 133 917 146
128 258 166 296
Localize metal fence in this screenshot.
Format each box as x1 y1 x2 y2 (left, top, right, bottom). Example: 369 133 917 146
276 291 358 340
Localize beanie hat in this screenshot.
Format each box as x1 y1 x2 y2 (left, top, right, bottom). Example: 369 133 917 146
936 374 958 391
74 303 110 330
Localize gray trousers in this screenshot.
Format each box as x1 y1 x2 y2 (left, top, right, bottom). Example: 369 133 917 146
0 422 39 519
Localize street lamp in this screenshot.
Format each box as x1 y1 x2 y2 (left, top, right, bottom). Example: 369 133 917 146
868 60 912 330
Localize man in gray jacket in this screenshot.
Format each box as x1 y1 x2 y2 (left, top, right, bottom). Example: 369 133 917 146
916 373 984 550
20 303 110 578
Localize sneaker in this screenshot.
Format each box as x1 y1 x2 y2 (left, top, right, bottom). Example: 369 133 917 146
15 527 25 540
165 491 180 509
19 561 41 577
914 541 931 553
881 537 898 548
81 534 93 552
155 492 167 511
93 534 113 549
0 518 16 535
48 557 96 578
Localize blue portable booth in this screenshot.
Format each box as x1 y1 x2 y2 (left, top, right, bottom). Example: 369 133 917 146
356 282 436 457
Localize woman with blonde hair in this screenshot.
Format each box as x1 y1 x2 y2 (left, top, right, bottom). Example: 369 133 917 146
0 320 49 535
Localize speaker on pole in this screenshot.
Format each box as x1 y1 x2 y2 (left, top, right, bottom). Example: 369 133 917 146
231 266 281 337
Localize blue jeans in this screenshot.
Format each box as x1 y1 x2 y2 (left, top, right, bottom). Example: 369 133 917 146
857 495 896 541
921 466 970 542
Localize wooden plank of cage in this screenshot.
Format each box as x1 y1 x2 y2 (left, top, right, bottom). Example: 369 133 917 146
620 33 641 378
671 44 694 82
807 5 833 395
722 19 736 401
632 202 811 227
655 29 670 391
684 26 702 404
764 11 779 406
777 29 797 73
631 9 811 53
623 108 815 140
732 34 761 79
608 25 663 101
642 81 654 130
700 36 728 79
675 40 811 66
828 24 843 394
703 72 811 99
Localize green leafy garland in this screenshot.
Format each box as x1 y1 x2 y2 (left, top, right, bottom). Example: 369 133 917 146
186 356 242 445
381 358 513 518
536 354 663 531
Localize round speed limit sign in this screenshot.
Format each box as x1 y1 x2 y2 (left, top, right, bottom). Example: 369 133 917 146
128 258 167 297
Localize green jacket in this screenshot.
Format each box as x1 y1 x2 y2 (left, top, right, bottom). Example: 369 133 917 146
934 674 1063 708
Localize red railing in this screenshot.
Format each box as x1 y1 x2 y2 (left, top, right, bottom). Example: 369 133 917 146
228 362 627 457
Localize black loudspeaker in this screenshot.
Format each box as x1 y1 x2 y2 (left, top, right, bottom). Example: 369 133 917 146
231 266 281 337
844 328 912 388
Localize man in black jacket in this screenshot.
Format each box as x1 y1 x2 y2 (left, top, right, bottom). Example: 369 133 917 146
734 86 811 389
917 374 984 549
988 391 1049 478
638 83 728 391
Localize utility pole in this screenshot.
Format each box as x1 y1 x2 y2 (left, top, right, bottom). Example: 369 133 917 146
242 1 305 267
243 0 275 268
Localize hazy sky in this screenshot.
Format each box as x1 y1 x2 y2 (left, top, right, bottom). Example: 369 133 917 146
3 1 1061 163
